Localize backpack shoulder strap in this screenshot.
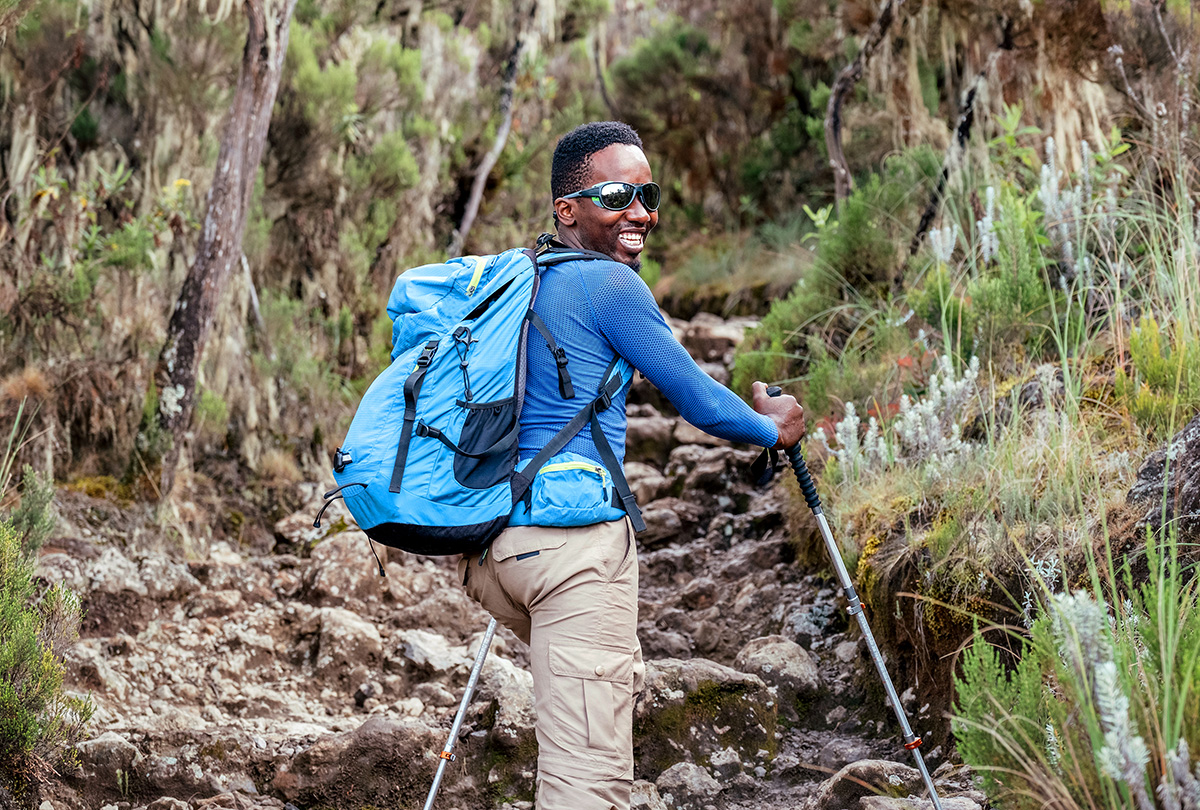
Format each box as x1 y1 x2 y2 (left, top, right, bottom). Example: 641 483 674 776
509 356 646 532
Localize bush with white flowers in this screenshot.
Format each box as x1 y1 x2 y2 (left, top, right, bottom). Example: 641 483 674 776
813 354 982 481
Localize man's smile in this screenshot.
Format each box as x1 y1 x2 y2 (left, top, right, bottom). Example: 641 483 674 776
617 230 645 251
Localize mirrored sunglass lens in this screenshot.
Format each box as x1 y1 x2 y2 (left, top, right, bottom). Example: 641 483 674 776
599 183 636 209
641 183 661 211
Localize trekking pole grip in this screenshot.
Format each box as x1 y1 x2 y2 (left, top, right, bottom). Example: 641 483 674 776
765 386 821 512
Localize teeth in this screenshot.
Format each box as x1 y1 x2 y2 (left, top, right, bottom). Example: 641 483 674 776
618 233 644 249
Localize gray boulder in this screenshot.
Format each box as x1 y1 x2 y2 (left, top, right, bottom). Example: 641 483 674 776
626 461 670 504
273 716 440 808
734 635 821 707
631 779 670 810
306 531 383 606
635 658 776 782
393 628 469 675
680 313 756 363
315 607 382 677
807 760 924 810
75 731 143 779
628 416 680 467
1128 412 1200 534
655 762 722 810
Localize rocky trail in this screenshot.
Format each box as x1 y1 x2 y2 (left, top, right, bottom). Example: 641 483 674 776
29 313 990 810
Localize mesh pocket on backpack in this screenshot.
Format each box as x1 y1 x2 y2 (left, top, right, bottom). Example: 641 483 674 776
453 397 518 489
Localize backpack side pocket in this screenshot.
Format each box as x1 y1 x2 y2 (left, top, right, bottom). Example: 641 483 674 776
452 397 518 489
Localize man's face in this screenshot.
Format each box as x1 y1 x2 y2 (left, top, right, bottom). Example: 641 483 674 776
555 143 659 271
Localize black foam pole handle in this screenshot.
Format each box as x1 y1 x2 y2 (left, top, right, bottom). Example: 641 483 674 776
766 386 822 511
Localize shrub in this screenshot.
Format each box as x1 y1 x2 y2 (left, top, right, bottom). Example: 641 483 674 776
953 533 1200 810
0 522 94 798
813 353 983 485
5 466 56 556
1115 315 1200 438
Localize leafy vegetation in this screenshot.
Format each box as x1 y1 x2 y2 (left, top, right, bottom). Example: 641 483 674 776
1 420 92 799
954 533 1200 810
0 522 93 799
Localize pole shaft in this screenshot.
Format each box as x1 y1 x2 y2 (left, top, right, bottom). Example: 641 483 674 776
813 511 943 809
759 394 943 810
424 617 498 810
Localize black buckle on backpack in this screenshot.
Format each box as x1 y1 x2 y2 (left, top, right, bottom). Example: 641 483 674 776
333 447 352 473
416 340 438 367
596 389 613 412
552 347 569 368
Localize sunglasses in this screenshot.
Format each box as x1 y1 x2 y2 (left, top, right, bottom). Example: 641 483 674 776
562 181 661 212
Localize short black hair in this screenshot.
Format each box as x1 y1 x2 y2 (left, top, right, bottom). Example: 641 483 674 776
551 121 643 202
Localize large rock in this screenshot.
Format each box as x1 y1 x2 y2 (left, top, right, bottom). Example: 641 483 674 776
734 635 821 708
806 760 924 810
477 654 537 752
627 416 680 467
75 731 143 780
680 313 757 364
1128 412 1200 534
639 503 685 547
637 498 709 549
666 445 758 505
655 762 722 810
673 421 730 448
860 798 982 810
315 607 383 677
90 548 149 596
273 716 441 807
140 556 203 600
631 779 670 810
634 658 777 782
306 531 384 606
626 461 670 504
393 628 470 675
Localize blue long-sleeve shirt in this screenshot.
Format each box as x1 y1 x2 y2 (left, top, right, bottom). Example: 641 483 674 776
519 255 778 463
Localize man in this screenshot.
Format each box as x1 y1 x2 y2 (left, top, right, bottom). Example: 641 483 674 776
458 121 805 809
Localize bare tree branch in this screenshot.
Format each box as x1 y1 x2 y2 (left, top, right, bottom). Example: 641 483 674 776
448 6 535 258
910 52 1001 256
824 0 906 209
152 0 297 499
593 27 617 119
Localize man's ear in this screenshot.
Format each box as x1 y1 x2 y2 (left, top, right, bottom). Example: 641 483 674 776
553 198 577 227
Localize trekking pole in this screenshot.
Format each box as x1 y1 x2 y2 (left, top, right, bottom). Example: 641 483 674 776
767 387 943 809
424 617 497 810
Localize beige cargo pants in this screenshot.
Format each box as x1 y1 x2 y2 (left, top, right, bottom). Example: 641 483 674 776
458 518 645 810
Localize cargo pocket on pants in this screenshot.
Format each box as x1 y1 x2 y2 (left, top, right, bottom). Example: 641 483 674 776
548 643 634 755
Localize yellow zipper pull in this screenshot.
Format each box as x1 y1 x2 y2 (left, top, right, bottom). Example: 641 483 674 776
466 256 486 295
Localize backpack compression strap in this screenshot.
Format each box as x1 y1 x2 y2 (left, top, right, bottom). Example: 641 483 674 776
389 339 439 494
526 311 575 400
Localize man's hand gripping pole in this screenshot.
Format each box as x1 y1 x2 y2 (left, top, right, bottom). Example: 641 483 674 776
766 386 944 809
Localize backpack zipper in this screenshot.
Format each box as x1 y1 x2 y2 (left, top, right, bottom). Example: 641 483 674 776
538 461 607 482
466 256 487 295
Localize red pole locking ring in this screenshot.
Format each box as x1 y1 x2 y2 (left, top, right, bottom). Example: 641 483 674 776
904 738 923 750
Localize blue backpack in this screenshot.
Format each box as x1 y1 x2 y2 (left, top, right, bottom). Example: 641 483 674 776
314 241 646 560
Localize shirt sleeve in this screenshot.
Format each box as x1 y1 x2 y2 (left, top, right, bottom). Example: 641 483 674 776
586 262 779 448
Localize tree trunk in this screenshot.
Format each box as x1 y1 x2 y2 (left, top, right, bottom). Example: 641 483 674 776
824 0 905 209
151 0 297 499
448 8 534 258
593 27 617 119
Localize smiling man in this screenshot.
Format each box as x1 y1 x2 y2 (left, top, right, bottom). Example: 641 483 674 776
457 122 805 809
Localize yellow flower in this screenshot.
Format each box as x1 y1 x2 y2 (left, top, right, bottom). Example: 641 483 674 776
174 178 191 188
78 196 89 208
